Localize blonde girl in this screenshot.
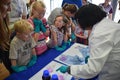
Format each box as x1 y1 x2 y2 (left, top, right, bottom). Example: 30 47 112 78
28 1 49 55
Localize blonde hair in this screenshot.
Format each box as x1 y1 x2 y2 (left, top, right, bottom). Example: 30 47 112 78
30 1 46 16
14 20 33 33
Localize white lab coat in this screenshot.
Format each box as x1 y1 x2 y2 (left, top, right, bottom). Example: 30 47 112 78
70 18 120 80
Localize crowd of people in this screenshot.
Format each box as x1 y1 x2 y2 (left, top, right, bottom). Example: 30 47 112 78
0 0 120 80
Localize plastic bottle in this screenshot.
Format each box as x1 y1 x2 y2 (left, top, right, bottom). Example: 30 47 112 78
42 70 51 80
51 74 58 80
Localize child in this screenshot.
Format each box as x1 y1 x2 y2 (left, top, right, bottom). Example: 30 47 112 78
66 17 76 42
28 1 49 55
47 15 70 51
61 15 76 44
9 20 37 72
75 26 91 45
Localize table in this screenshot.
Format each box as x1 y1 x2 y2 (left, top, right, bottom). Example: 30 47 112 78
5 44 71 80
5 43 98 80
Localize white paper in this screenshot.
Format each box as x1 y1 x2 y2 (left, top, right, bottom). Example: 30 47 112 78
55 43 88 66
29 61 73 80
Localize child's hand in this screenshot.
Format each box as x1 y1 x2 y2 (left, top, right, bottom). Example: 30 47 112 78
27 55 37 67
61 42 67 50
71 32 76 41
67 40 71 46
55 46 64 51
11 65 27 72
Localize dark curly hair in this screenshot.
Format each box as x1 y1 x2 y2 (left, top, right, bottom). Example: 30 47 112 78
75 3 106 29
62 3 78 14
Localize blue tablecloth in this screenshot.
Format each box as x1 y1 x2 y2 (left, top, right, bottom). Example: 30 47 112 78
5 45 71 80
5 43 98 80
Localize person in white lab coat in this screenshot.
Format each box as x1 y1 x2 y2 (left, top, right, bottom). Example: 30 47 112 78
58 3 120 80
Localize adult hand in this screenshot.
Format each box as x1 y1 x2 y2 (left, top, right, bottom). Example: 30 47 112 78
56 65 69 73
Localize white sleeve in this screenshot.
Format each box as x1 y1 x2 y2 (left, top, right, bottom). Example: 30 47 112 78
70 31 113 79
9 41 18 60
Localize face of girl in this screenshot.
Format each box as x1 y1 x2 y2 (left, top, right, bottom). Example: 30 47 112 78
0 0 11 18
54 16 64 29
34 7 46 19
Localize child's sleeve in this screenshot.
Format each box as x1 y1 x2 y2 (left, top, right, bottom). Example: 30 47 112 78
33 18 46 33
9 41 18 60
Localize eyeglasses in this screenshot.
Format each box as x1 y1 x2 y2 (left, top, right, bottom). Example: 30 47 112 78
35 10 45 17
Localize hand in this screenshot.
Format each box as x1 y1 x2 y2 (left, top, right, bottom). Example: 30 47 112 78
63 40 71 47
71 33 76 41
11 65 27 72
33 18 39 27
55 46 64 51
45 29 50 36
85 56 89 63
67 40 71 46
27 55 37 67
61 42 67 50
56 65 69 73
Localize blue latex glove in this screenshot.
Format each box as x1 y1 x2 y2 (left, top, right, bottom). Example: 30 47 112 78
27 55 37 67
61 42 67 50
85 56 89 63
11 65 27 72
67 40 71 46
71 33 76 41
55 46 64 51
33 18 46 33
56 65 69 73
61 45 66 50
